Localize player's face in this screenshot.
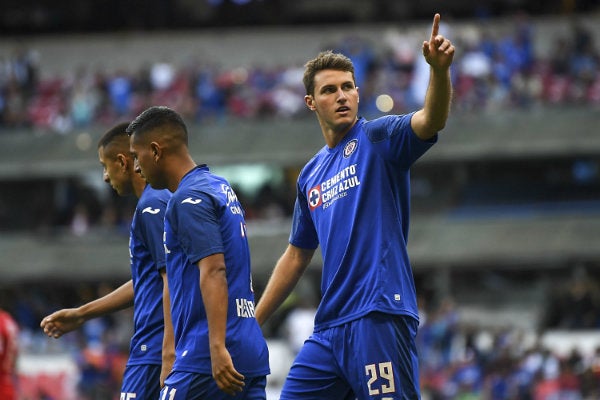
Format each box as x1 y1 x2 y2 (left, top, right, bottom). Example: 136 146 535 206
129 133 166 190
98 146 133 196
306 69 359 133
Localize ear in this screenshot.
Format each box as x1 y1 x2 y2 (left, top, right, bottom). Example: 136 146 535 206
305 95 316 111
116 153 129 170
150 142 161 162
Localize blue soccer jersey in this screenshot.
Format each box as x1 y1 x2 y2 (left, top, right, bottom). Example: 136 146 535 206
290 114 436 332
127 184 171 366
164 165 269 376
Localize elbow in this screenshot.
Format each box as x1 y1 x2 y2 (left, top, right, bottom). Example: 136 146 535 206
433 120 447 133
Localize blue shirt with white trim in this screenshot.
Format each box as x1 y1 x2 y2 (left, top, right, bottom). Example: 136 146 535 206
164 165 269 376
290 114 436 331
128 184 171 365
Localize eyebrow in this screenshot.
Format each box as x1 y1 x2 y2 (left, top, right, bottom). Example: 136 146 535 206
320 80 354 90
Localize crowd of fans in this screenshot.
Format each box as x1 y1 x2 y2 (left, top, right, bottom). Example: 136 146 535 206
0 14 599 135
2 273 599 400
417 295 600 399
1 12 599 400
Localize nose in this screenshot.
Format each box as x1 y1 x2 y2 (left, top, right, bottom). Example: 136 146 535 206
133 158 141 174
336 88 348 102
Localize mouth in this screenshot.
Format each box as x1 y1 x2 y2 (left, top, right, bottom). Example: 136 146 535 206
336 106 351 114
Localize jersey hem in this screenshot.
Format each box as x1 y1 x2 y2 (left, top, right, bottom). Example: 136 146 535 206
172 366 271 377
313 308 419 332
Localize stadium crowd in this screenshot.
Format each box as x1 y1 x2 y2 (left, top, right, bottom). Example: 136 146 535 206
1 274 599 399
1 11 599 400
0 14 599 134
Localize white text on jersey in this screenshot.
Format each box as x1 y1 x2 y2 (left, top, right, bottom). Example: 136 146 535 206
236 298 255 318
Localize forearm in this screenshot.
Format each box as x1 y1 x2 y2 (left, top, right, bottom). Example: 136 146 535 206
422 66 452 132
255 245 313 325
160 270 175 385
199 257 229 351
161 271 175 365
77 280 134 320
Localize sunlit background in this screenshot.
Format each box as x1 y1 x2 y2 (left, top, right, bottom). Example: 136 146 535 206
1 0 599 399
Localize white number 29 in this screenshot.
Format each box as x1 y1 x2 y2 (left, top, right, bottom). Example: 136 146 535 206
365 361 395 396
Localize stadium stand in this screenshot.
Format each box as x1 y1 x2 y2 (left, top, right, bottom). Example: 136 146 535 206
0 7 599 399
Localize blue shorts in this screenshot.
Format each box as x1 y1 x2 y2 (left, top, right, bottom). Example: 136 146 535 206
120 364 161 400
160 371 267 400
280 312 420 400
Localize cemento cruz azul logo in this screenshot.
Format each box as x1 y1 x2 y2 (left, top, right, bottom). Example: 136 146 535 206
308 164 361 211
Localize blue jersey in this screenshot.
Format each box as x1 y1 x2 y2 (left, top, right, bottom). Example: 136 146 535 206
128 184 171 366
290 114 436 331
164 165 269 376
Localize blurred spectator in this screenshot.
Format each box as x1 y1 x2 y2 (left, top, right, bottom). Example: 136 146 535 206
282 287 318 355
1 13 599 134
282 299 316 356
1 275 599 399
106 70 132 118
542 266 600 330
0 306 19 400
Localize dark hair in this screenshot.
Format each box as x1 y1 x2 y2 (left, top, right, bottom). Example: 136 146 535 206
97 121 130 149
303 51 355 96
126 106 189 145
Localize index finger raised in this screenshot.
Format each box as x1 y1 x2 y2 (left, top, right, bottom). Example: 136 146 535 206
430 13 441 41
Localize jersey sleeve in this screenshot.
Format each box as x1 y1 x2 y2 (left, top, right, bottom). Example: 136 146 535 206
289 183 319 250
175 191 224 265
364 113 437 168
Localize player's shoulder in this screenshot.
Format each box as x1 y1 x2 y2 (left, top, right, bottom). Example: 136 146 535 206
171 182 214 208
361 113 414 142
138 186 170 210
297 150 324 183
146 187 171 203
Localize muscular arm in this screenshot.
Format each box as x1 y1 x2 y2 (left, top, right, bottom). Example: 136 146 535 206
199 253 245 395
255 244 315 326
159 268 175 387
411 13 455 140
40 280 134 338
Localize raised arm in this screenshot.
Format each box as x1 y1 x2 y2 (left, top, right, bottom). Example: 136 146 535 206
255 244 315 326
40 280 134 338
411 13 455 140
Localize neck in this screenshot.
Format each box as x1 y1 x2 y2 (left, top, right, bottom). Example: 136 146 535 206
321 118 357 148
167 155 197 192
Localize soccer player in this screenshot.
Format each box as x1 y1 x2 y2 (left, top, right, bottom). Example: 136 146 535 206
40 122 174 399
127 106 269 399
0 307 18 400
254 13 454 399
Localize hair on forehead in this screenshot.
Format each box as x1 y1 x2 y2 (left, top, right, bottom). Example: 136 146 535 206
126 106 189 145
98 121 131 150
303 50 355 96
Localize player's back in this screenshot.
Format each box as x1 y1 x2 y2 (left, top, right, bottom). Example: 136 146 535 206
164 165 269 377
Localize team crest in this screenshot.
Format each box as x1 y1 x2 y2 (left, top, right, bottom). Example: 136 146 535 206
308 185 322 211
343 139 358 158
